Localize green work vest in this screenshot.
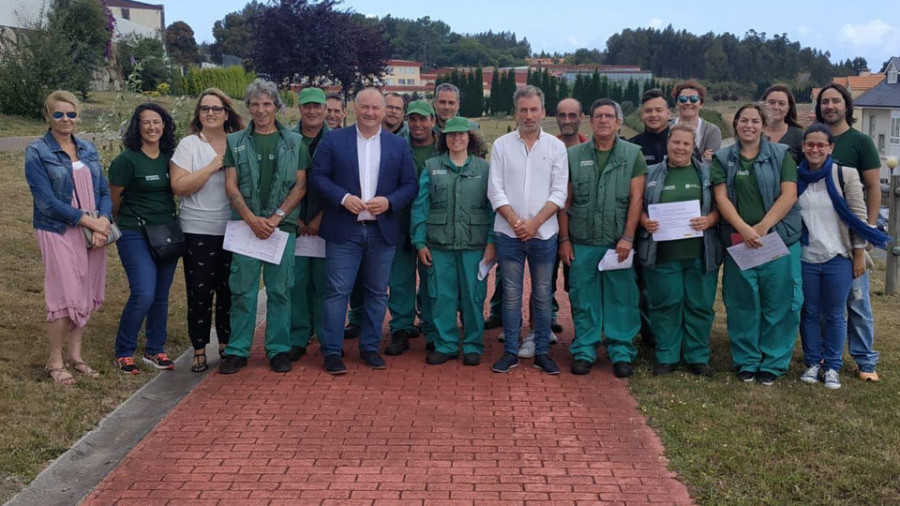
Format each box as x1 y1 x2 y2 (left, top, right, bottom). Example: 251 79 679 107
292 121 329 222
636 159 724 273
424 154 493 250
567 137 642 247
227 120 306 226
713 138 801 246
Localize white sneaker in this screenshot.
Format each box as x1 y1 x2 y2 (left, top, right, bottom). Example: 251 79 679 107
800 364 821 384
497 331 504 342
550 332 558 344
824 369 841 390
518 330 536 358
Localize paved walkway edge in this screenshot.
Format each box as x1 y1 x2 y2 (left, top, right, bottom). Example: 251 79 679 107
4 292 268 506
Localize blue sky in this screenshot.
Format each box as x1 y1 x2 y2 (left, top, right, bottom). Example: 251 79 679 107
161 0 899 71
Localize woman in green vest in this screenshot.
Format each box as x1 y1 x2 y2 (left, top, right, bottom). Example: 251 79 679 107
637 123 723 377
711 104 802 386
410 117 494 366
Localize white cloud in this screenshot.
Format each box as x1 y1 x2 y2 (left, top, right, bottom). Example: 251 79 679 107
797 25 810 36
568 35 579 47
649 18 664 29
839 19 892 47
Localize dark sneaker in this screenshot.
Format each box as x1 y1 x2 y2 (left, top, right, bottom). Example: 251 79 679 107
689 363 715 377
287 346 306 362
116 356 140 375
550 320 563 333
571 359 592 375
219 355 247 375
142 352 175 370
384 332 410 356
653 363 678 376
324 354 347 375
491 353 519 373
343 323 360 340
613 362 635 378
641 329 657 348
737 370 756 382
756 371 777 386
426 341 435 353
533 354 560 375
484 315 503 330
462 353 481 366
270 352 292 373
426 351 458 365
360 351 386 369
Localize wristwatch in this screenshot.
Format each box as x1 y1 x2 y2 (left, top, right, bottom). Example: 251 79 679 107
275 208 286 218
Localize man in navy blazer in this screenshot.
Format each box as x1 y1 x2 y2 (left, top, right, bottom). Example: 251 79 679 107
310 87 418 374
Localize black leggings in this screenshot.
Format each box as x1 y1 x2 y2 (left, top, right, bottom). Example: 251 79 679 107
183 233 232 350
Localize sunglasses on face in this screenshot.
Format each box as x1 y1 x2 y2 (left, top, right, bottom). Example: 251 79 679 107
677 95 701 104
52 111 78 120
200 105 225 114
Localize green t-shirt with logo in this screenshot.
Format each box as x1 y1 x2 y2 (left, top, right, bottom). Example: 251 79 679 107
710 154 797 227
831 127 881 176
657 165 703 263
252 132 280 208
108 148 175 231
412 144 437 175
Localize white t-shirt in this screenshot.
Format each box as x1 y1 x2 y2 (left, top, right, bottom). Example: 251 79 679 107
171 134 230 235
799 180 849 263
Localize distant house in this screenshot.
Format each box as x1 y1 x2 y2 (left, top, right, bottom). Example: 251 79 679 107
856 57 900 182
105 0 164 40
380 59 432 94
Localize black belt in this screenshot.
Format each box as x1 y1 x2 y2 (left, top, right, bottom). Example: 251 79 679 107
358 220 376 226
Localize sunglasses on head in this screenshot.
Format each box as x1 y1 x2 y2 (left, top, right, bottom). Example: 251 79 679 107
52 111 78 119
677 95 700 104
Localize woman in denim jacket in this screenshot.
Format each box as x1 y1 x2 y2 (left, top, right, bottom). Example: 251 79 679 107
25 90 113 386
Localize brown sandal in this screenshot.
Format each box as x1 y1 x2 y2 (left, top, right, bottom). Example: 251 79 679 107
191 351 208 373
71 361 100 378
46 366 75 386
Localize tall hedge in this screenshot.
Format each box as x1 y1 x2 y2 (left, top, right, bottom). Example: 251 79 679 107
176 66 256 99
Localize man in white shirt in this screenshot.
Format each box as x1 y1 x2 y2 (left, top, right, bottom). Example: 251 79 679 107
487 85 568 374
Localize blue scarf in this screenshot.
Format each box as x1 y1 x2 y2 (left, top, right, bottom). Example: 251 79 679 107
796 156 890 248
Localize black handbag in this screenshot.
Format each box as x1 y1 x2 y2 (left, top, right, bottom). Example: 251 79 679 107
138 216 185 262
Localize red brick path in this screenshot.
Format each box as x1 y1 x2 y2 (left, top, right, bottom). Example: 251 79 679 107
83 276 693 505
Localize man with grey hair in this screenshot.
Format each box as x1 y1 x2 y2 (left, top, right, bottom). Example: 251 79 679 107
433 82 480 132
487 85 568 375
220 78 312 375
558 98 647 378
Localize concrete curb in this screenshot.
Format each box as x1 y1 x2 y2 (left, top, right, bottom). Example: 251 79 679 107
5 291 268 506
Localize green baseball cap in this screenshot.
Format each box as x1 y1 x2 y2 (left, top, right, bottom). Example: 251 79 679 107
442 116 470 133
298 87 326 105
406 100 435 118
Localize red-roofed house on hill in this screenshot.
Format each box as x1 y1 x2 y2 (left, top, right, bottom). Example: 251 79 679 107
856 57 900 181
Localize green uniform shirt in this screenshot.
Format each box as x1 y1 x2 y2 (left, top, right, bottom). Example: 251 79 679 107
108 149 175 231
711 154 797 227
593 147 648 178
412 143 437 174
657 164 703 263
831 127 881 175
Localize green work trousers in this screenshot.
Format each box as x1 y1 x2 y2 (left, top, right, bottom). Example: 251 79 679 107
226 234 296 359
428 249 486 355
722 242 802 376
568 243 640 364
290 255 326 348
388 245 418 333
643 259 717 365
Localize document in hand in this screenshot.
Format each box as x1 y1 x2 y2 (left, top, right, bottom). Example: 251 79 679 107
294 235 326 258
223 220 290 264
647 200 704 242
598 249 634 271
726 232 790 270
477 258 497 281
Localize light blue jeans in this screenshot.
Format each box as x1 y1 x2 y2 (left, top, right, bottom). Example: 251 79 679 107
801 256 852 371
496 233 557 356
846 270 878 372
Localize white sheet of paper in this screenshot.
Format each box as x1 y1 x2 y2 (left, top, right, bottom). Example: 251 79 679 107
223 220 289 264
294 235 326 258
598 249 634 271
726 232 790 271
477 258 496 281
648 199 704 242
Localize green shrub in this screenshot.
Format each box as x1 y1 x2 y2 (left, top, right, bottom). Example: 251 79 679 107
176 66 256 99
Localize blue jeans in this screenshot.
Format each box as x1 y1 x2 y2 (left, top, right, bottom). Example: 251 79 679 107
320 223 396 357
847 270 878 372
801 256 852 371
496 233 557 356
114 229 178 358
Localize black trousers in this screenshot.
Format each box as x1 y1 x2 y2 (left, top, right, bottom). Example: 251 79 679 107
183 233 232 350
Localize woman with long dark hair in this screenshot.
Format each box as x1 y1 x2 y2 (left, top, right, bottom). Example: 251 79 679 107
170 89 244 372
761 84 804 163
109 103 179 374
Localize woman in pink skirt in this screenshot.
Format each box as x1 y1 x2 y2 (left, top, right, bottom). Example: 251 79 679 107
24 90 113 386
